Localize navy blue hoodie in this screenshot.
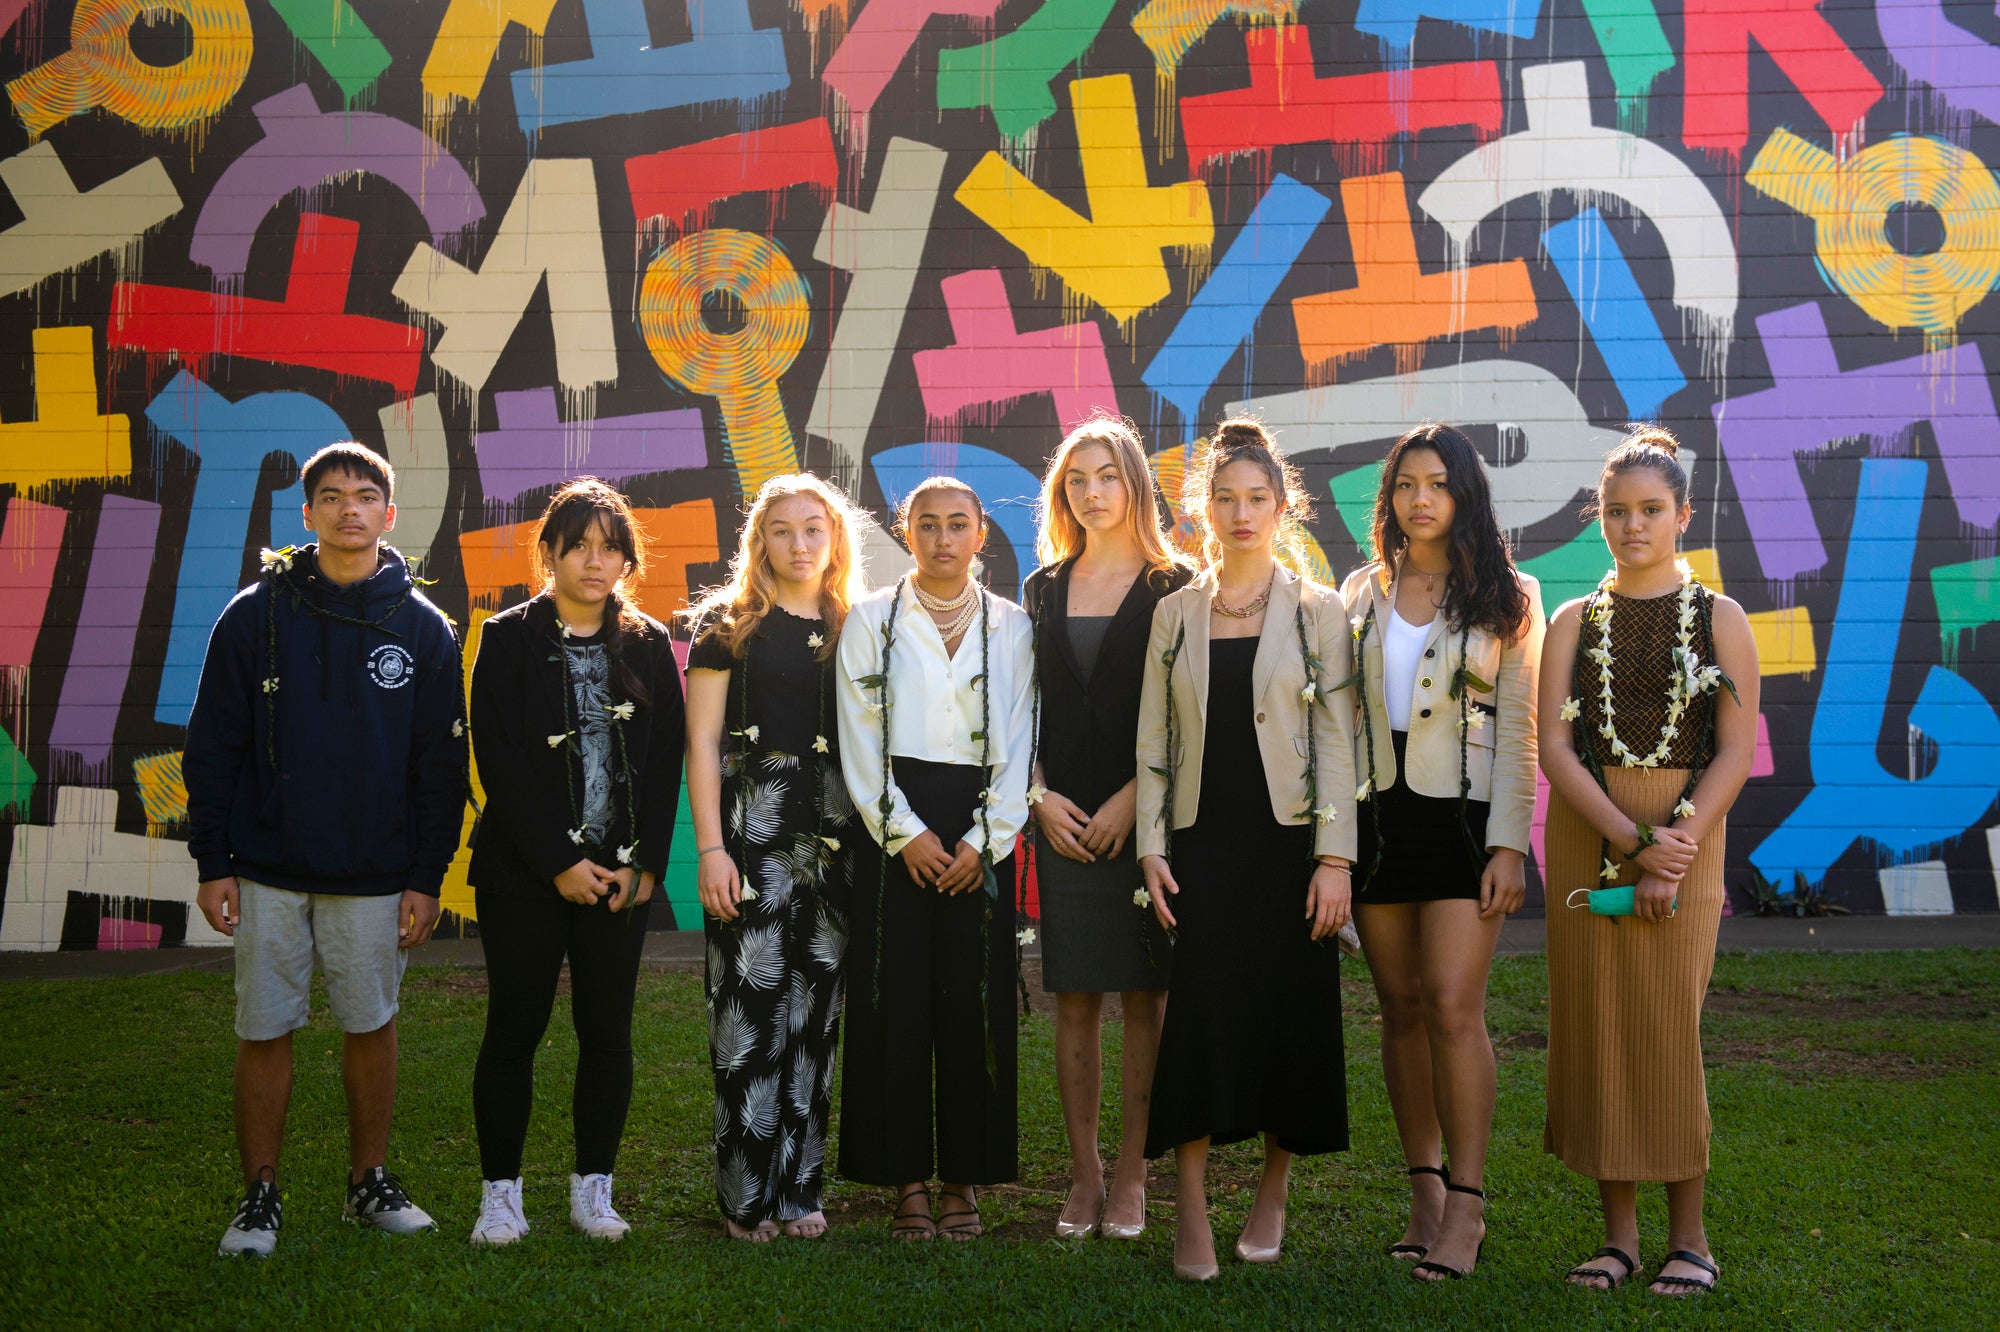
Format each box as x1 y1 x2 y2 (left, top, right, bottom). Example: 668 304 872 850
183 544 468 897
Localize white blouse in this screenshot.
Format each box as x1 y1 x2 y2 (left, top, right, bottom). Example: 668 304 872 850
836 579 1036 860
1382 607 1431 732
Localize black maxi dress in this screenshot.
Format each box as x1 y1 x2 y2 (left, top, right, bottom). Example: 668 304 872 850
1144 637 1349 1159
690 607 857 1227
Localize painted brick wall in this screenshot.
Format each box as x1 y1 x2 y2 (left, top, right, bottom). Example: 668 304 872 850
2 0 1999 948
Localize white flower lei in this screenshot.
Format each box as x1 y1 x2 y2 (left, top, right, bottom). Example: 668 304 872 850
1587 558 1721 769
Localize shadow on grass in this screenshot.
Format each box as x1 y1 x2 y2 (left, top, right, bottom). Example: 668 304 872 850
0 949 1994 1328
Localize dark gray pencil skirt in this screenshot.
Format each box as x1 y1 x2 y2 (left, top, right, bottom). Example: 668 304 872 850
1036 834 1172 994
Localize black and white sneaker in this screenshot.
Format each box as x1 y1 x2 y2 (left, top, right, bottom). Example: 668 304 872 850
218 1173 283 1257
343 1166 436 1235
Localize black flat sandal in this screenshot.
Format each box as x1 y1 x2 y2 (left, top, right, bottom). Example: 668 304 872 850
890 1186 934 1241
1567 1246 1641 1290
1387 1165 1447 1259
1650 1249 1718 1295
1411 1183 1485 1281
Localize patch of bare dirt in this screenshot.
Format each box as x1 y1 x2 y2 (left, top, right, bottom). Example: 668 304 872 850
1702 1035 1977 1082
1705 986 1992 1023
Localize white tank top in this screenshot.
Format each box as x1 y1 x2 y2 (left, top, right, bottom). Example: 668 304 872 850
1382 609 1432 732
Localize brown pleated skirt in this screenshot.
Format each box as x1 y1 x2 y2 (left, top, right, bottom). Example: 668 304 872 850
1543 766 1724 1182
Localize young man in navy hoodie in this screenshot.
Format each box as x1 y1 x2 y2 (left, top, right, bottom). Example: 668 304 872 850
189 443 468 1257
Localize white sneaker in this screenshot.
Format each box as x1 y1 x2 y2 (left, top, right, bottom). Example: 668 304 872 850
569 1172 630 1241
217 1176 282 1257
343 1165 436 1234
468 1178 529 1247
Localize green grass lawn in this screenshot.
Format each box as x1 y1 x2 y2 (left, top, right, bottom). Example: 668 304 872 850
2 948 1995 1329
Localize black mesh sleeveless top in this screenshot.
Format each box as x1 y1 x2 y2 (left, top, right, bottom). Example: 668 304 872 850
1573 585 1718 770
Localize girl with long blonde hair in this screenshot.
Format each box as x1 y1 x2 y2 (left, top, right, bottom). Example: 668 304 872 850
1022 417 1193 1242
683 473 868 1241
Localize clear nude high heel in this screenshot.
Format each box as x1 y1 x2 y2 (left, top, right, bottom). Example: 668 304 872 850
1101 1189 1146 1241
1234 1212 1284 1265
1054 1188 1101 1240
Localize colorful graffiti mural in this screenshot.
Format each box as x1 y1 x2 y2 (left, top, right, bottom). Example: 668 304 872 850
3 0 1999 949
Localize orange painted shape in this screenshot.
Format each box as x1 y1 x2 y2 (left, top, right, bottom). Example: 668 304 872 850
458 501 721 624
1290 172 1537 379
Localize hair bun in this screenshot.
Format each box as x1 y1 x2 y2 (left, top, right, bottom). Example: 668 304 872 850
1624 424 1680 458
1211 416 1275 453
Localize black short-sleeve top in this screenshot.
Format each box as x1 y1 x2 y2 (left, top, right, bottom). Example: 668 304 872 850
1021 559 1194 812
687 606 840 760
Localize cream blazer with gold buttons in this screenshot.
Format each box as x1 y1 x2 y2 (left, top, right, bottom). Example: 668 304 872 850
1338 561 1544 856
1136 565 1357 864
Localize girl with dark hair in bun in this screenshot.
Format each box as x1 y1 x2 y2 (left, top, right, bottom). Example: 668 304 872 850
834 476 1035 1242
1339 423 1545 1281
1135 419 1357 1280
464 478 686 1247
1538 428 1758 1297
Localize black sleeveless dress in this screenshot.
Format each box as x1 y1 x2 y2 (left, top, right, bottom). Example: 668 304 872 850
1144 637 1349 1158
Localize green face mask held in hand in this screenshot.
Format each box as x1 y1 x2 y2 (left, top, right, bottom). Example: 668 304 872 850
1566 886 1677 917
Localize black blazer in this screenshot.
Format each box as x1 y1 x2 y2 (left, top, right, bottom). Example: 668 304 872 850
467 594 685 897
1020 558 1193 812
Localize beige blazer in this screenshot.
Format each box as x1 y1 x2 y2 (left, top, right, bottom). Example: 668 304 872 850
1136 566 1357 863
1337 561 1545 856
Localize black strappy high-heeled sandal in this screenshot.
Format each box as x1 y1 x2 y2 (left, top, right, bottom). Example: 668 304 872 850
1411 1183 1486 1281
890 1186 934 1241
1387 1165 1448 1259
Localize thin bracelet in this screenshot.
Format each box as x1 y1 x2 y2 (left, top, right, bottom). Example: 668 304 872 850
697 845 727 857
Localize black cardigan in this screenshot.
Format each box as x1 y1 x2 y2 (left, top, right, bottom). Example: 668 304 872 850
1021 558 1193 813
467 594 685 897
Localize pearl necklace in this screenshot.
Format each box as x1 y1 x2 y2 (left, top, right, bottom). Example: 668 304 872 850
912 575 980 642
1579 559 1719 768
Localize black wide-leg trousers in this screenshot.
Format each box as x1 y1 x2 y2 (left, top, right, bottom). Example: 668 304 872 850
838 757 1018 1186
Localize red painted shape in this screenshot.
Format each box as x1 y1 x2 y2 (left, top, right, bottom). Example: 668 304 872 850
109 213 423 395
913 269 1117 431
625 119 840 230
1180 25 1502 173
1682 0 1882 156
0 498 67 670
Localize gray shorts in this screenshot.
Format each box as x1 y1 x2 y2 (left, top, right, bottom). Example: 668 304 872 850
233 881 409 1041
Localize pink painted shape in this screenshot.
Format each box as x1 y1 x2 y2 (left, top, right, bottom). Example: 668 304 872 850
1531 766 1549 874
1752 710 1774 779
0 1 32 38
913 269 1117 431
99 916 164 950
0 499 68 669
822 0 1004 116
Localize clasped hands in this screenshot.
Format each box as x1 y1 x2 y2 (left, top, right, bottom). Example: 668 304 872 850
1032 784 1136 863
556 859 653 913
1630 827 1699 923
901 830 984 894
